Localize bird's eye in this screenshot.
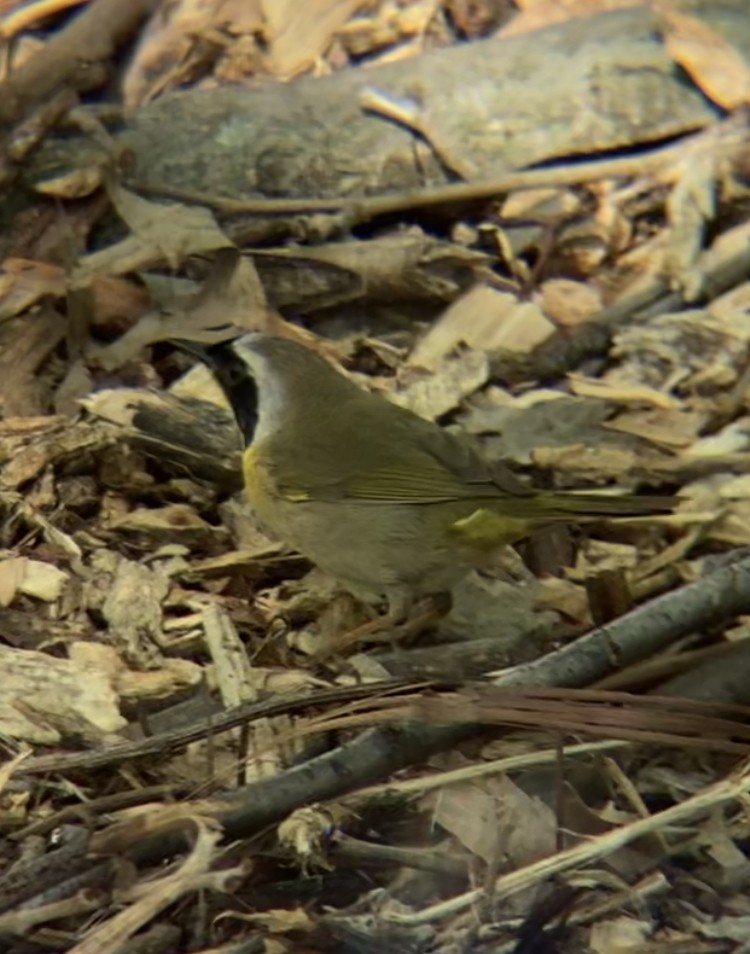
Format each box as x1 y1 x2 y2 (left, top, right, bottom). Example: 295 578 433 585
222 356 247 387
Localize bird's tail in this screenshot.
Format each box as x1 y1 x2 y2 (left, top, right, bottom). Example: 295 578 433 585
527 491 676 519
452 492 674 551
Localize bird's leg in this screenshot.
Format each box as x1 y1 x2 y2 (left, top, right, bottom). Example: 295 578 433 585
386 591 451 647
317 590 450 659
317 603 405 660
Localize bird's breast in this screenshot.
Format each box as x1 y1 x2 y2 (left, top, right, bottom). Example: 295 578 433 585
241 444 282 527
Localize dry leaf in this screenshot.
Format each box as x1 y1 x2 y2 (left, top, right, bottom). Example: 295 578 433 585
534 576 591 624
254 234 486 308
410 285 555 371
225 907 315 934
612 299 750 394
109 504 225 549
0 257 147 324
439 573 559 644
664 151 716 299
538 278 602 327
498 0 643 38
388 349 489 420
101 558 170 667
572 539 640 578
683 417 750 458
124 0 264 110
202 604 255 709
430 782 499 864
605 408 706 449
91 251 272 370
116 658 203 703
489 775 557 866
589 916 652 953
0 258 65 320
0 310 66 417
711 500 750 546
695 915 750 941
460 394 615 467
262 0 363 79
658 3 750 110
17 559 69 602
0 644 126 744
170 363 229 407
533 443 641 481
718 475 750 499
72 181 233 286
568 373 682 410
0 557 26 607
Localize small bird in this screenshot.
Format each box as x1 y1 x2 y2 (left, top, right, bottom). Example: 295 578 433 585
205 333 672 623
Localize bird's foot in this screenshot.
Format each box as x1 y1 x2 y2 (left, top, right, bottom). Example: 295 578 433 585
317 593 450 659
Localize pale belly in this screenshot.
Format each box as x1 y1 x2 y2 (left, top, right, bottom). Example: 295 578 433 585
252 492 471 602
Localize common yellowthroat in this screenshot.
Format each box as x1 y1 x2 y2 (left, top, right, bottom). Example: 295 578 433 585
205 333 671 620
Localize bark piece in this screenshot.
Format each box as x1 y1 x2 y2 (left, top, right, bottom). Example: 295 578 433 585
112 1 750 202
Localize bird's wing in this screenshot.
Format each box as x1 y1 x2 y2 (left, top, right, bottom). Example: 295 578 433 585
274 443 469 504
410 417 534 498
274 413 534 504
335 449 474 503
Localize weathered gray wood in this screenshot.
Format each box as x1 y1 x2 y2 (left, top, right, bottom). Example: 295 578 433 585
120 0 750 201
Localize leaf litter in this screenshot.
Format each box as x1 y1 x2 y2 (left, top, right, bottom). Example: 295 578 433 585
2 0 750 952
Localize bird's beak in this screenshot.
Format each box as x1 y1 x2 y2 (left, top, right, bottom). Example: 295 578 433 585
172 339 213 363
183 338 260 445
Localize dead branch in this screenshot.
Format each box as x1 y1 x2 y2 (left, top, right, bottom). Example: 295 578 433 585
0 0 159 124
